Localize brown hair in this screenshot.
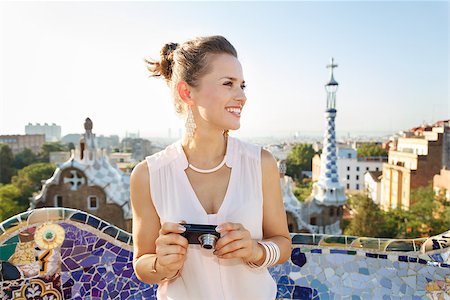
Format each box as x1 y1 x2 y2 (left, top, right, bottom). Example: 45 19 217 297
145 35 238 115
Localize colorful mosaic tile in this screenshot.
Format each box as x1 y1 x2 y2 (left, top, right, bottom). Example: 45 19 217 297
1 208 450 299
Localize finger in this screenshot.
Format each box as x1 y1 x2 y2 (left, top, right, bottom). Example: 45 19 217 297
215 230 249 251
156 233 189 249
214 239 248 257
217 248 250 260
216 222 242 233
160 222 187 235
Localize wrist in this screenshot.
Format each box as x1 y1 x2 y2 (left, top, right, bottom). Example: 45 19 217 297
154 256 180 281
246 240 265 265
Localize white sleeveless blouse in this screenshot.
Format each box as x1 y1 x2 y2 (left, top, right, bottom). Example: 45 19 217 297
145 136 277 300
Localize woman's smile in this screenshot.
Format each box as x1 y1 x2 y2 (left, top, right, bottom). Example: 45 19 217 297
225 106 242 118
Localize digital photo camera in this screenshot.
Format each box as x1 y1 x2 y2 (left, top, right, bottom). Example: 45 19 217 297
180 224 220 250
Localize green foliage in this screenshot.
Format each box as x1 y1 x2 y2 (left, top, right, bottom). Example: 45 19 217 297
11 163 56 206
0 144 15 184
343 193 385 237
406 185 449 237
285 143 315 180
378 208 406 238
12 148 38 169
357 143 388 158
0 144 60 221
37 141 68 162
292 179 313 202
0 184 26 221
344 185 450 239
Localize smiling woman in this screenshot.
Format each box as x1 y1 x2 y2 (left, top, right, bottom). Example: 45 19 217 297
130 35 291 300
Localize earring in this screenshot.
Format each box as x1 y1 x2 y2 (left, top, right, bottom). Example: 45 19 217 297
185 106 196 138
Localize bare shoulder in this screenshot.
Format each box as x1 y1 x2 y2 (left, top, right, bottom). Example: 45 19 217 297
261 149 278 173
130 160 151 204
131 160 149 182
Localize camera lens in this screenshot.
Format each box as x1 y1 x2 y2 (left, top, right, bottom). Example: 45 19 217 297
198 233 218 250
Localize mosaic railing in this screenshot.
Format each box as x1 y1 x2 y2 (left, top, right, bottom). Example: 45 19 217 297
0 208 449 299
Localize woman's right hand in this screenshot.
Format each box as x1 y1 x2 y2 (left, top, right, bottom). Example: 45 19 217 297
154 222 189 277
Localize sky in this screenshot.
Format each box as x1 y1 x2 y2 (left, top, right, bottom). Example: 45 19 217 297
0 1 448 139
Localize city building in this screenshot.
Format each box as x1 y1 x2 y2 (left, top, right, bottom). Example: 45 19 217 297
30 118 132 231
364 171 382 204
0 134 45 154
120 137 155 162
109 152 134 173
380 120 450 210
96 135 120 150
433 168 450 201
25 122 61 141
313 146 386 192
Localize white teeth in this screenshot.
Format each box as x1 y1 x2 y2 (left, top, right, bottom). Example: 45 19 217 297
226 107 241 113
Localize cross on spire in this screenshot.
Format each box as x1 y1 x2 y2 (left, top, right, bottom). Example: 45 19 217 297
325 57 339 88
326 57 338 84
326 57 338 72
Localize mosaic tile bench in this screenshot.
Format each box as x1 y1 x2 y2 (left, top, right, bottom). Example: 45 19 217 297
0 208 449 299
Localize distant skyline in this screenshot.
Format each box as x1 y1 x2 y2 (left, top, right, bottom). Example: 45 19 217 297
0 1 448 139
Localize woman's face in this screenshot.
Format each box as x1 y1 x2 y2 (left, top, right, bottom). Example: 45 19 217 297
189 53 247 132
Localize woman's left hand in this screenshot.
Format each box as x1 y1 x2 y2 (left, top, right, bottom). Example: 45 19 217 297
213 222 261 263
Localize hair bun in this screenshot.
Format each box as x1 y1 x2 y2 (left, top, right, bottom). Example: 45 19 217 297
159 42 179 80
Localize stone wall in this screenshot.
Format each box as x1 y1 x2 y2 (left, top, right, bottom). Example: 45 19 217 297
1 208 449 299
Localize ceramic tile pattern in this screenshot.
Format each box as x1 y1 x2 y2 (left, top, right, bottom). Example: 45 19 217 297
1 208 449 299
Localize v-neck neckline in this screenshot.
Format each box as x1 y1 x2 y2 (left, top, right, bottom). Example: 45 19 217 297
177 136 235 216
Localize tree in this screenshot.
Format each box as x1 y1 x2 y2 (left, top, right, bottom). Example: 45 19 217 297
379 208 406 238
0 144 15 184
0 184 26 221
11 163 56 206
37 142 68 162
12 148 38 169
343 193 386 237
344 185 449 239
285 144 315 180
292 179 313 202
357 143 388 158
406 185 449 238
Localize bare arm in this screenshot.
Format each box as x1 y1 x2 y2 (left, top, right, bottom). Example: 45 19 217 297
260 149 292 264
130 161 188 284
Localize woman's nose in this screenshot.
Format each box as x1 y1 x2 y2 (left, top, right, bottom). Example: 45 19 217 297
235 91 246 104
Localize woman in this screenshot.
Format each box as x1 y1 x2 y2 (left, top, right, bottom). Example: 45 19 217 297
130 35 291 300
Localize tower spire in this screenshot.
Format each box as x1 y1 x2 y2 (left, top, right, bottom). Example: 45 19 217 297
314 58 346 204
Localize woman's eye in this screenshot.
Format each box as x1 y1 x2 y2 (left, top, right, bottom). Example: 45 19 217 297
241 84 247 90
224 82 233 86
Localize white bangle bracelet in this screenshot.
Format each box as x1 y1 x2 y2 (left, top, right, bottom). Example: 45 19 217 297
247 241 280 269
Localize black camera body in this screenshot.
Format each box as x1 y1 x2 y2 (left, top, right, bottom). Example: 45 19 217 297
180 224 220 250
